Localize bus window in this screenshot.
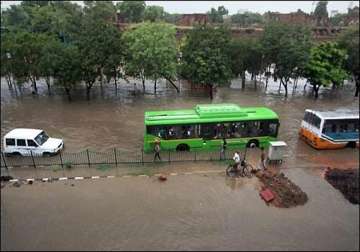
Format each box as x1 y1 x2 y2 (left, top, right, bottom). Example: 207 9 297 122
147 126 168 139
200 124 217 139
229 122 246 138
268 122 278 137
180 125 196 138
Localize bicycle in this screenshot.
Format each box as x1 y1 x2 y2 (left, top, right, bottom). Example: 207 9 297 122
226 160 253 178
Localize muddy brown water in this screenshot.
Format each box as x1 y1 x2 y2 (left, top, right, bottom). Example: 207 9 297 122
1 77 358 169
1 77 359 250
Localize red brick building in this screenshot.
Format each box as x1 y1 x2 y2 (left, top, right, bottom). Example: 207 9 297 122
177 14 208 26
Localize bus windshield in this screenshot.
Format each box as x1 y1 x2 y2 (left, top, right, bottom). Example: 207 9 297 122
35 131 50 146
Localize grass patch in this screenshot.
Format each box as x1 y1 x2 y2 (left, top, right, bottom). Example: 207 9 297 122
49 165 63 172
96 164 112 171
64 161 73 169
125 168 154 177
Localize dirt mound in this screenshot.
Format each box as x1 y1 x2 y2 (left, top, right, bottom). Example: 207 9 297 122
324 168 359 204
256 170 308 208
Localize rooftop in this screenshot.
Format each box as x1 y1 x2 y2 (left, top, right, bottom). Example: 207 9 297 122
308 109 359 119
4 128 43 139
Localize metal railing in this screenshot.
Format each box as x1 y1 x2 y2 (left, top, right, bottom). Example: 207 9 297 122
0 148 236 170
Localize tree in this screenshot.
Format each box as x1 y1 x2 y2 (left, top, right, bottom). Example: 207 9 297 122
52 44 82 101
1 5 32 32
38 36 63 94
123 22 178 93
303 42 348 98
116 1 145 23
314 1 329 26
181 25 232 99
338 25 359 96
262 22 312 97
207 6 228 23
144 5 165 22
231 12 264 27
8 31 50 94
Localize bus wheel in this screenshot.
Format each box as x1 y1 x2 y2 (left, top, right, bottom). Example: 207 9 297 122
176 144 190 152
346 141 356 148
247 140 259 148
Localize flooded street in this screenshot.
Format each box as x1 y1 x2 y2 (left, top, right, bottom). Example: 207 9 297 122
1 77 358 168
1 78 359 251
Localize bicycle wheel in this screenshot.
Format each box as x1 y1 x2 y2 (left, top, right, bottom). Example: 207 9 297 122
243 164 253 178
226 164 236 177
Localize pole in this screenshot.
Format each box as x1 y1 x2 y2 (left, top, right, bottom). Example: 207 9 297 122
114 148 118 167
168 151 170 163
141 148 144 165
30 150 36 169
59 151 64 169
1 152 8 171
194 151 197 162
86 149 90 168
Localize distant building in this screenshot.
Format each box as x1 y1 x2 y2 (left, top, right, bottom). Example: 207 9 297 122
264 9 314 26
344 6 359 25
177 14 208 26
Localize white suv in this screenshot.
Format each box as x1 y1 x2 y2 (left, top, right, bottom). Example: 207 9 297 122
3 128 64 156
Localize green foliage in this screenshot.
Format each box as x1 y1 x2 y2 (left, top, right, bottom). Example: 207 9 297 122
330 13 347 26
96 164 111 171
229 38 264 79
116 1 145 23
123 22 177 89
144 5 165 22
314 1 329 19
304 42 348 98
64 161 73 169
181 25 232 97
207 6 228 23
338 25 359 96
231 12 263 26
163 13 182 24
262 22 312 96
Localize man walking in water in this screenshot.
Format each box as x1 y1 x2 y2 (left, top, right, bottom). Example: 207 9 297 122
154 139 162 161
220 138 227 160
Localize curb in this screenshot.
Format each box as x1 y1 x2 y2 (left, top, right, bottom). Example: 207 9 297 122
4 170 225 185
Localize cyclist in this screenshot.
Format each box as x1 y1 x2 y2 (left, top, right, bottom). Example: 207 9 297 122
232 151 241 173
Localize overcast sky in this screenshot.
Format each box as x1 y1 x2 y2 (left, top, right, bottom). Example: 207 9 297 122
1 1 358 15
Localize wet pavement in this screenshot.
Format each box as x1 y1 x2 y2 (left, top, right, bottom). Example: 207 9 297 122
1 168 359 251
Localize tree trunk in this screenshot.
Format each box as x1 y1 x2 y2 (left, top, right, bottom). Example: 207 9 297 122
254 75 257 90
86 81 93 100
241 71 246 90
65 87 72 101
265 76 269 90
251 73 254 80
5 74 12 88
154 79 157 94
45 76 51 95
332 82 337 90
163 76 180 93
355 81 359 97
208 84 213 99
31 76 38 94
142 77 145 92
281 79 288 97
314 85 320 99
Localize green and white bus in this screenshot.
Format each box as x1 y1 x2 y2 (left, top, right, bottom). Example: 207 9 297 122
143 103 280 152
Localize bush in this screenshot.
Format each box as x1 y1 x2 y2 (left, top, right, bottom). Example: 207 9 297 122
64 161 72 169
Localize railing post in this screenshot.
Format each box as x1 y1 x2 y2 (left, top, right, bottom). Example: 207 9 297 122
1 152 8 171
114 148 118 167
194 151 197 162
168 151 170 163
141 148 144 165
86 149 90 168
30 150 36 169
59 151 64 169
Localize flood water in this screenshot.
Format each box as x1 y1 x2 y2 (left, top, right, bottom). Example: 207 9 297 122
1 76 358 168
1 77 359 251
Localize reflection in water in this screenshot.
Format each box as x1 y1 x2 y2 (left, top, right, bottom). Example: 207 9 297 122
1 77 358 169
